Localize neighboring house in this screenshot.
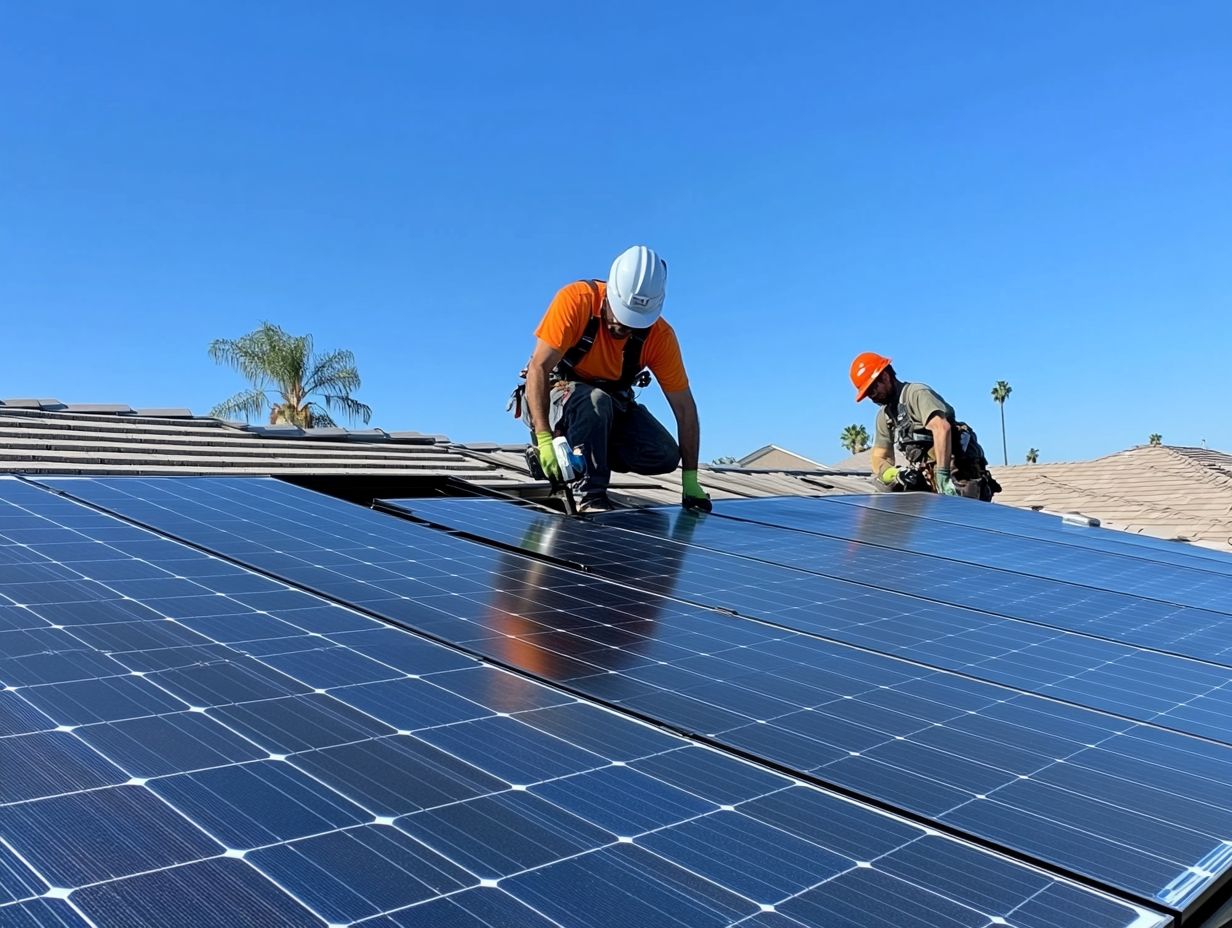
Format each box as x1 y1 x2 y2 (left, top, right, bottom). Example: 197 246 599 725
737 444 828 471
0 398 871 507
992 444 1232 552
830 448 873 472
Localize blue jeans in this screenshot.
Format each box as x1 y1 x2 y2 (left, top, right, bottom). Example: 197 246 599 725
547 382 680 501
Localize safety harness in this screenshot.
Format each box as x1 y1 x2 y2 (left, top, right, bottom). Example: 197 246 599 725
507 279 651 420
886 383 1001 497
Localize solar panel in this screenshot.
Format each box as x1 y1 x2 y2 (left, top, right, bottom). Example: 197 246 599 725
29 476 1232 919
0 477 1165 928
402 497 1232 665
833 492 1232 573
630 495 1232 670
706 495 1232 613
390 497 1232 746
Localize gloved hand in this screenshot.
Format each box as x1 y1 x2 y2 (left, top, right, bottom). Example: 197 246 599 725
535 431 561 483
879 466 900 486
936 467 960 496
681 469 712 512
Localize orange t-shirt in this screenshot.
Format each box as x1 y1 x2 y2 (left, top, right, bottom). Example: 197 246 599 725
533 280 689 393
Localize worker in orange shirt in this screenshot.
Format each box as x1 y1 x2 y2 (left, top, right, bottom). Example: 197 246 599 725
521 245 710 515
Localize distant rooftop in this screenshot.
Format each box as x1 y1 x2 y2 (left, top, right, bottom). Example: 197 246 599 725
992 444 1232 551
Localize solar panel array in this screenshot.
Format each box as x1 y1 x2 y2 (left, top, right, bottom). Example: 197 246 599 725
0 476 1171 928
13 478 1230 925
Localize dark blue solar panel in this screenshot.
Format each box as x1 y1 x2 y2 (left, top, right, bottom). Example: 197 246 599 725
392 497 1232 745
22 476 1219 920
595 501 1232 667
836 490 1232 572
709 495 1232 612
3 478 1155 928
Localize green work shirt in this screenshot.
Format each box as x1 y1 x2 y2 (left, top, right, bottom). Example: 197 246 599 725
873 382 955 455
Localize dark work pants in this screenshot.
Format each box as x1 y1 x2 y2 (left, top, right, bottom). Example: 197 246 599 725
548 381 680 501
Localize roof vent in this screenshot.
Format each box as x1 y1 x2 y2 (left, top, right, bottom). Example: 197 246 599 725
1061 511 1101 528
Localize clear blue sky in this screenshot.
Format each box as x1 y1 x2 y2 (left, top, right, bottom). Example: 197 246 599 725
2 3 1229 465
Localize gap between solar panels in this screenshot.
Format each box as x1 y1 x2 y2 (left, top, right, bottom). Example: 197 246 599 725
26 473 1232 921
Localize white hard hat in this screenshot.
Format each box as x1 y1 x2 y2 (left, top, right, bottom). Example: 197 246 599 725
607 245 667 328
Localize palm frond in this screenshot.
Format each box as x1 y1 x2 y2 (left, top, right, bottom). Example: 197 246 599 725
303 348 362 396
304 403 338 428
209 388 270 422
320 393 372 425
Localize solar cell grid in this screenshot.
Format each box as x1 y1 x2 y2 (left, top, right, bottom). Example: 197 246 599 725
29 476 1231 918
392 497 1232 746
708 495 1232 613
0 478 1163 928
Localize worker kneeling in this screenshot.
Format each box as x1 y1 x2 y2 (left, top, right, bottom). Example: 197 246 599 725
520 246 711 515
850 352 1001 501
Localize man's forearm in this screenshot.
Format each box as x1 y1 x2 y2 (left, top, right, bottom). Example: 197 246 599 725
871 448 893 478
525 366 553 435
929 420 953 470
678 413 700 471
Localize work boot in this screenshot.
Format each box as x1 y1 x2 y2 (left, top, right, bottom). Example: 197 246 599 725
577 494 617 515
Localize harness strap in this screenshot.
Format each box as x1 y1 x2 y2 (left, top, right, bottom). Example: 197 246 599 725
552 280 603 382
550 279 649 392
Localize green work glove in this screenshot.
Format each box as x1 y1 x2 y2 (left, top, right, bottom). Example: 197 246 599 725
879 466 900 486
535 431 561 482
681 469 712 513
936 467 960 496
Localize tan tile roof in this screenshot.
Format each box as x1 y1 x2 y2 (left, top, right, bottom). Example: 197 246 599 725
991 445 1232 551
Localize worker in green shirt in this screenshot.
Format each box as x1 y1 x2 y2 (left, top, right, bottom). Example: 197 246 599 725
850 352 1000 501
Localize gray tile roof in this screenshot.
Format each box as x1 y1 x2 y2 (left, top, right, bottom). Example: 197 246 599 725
0 399 868 505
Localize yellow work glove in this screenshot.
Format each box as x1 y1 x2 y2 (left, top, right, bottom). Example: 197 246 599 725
879 466 900 486
536 431 561 482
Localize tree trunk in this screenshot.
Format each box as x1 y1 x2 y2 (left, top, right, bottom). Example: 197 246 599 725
999 403 1007 466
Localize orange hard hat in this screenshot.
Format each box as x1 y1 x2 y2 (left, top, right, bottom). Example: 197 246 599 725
850 352 891 402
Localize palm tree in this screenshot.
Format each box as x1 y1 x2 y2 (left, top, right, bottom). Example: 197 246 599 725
840 424 870 455
711 456 738 465
1026 448 1039 464
208 322 372 427
1148 433 1162 446
991 380 1012 465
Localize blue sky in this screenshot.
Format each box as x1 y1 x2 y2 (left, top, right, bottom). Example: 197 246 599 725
2 3 1229 465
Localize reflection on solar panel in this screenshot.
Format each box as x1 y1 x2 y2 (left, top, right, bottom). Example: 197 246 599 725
709 496 1232 613
28 477 1232 921
392 497 1232 746
834 492 1232 573
0 478 1165 928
